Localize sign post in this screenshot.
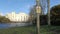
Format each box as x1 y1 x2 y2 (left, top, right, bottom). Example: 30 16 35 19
36 1 41 34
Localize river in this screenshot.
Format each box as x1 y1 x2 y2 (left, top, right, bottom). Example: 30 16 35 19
0 23 32 29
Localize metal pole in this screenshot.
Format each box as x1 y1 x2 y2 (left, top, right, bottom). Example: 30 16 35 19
47 0 50 25
36 14 40 34
36 0 41 34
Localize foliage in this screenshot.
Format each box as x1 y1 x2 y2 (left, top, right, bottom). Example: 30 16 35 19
0 16 11 23
50 5 60 25
29 6 36 22
29 0 48 23
50 5 60 16
40 0 47 15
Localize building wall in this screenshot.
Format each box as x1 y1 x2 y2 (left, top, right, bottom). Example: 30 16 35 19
5 12 29 22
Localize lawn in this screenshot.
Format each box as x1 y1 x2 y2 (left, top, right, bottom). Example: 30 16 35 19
0 25 60 34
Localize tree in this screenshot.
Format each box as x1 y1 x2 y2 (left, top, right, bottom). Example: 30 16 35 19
40 0 47 15
0 16 11 23
29 0 48 22
29 6 36 23
50 5 60 25
50 5 60 16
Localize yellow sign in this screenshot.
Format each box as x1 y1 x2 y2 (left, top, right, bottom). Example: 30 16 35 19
36 6 41 14
36 0 39 1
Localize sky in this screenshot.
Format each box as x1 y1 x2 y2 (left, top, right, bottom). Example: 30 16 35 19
0 0 60 15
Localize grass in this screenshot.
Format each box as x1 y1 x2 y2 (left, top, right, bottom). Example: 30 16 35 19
0 25 60 34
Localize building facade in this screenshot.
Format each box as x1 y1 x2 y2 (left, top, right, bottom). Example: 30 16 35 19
5 12 29 22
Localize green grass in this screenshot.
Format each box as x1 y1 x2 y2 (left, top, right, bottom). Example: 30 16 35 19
0 25 60 34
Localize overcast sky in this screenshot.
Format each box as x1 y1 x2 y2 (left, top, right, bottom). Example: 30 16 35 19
0 0 60 15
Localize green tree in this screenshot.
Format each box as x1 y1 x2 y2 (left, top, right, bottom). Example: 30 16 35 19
0 16 11 23
50 5 60 25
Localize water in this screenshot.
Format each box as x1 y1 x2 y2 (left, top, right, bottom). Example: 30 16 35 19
0 23 32 29
0 23 10 28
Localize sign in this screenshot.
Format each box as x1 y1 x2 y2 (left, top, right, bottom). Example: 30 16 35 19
36 0 39 1
36 6 41 14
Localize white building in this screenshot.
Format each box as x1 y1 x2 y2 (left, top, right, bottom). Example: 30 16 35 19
5 12 29 22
